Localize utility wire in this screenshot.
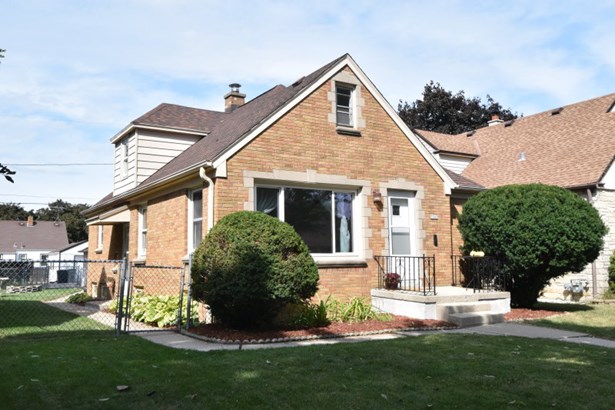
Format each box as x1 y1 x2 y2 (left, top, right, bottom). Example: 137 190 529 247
4 163 112 166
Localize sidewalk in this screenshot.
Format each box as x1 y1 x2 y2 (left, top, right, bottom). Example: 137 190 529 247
136 322 615 351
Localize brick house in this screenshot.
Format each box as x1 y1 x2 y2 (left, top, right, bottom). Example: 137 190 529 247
84 54 485 303
416 93 615 301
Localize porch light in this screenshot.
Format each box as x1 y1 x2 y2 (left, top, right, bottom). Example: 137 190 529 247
372 189 383 204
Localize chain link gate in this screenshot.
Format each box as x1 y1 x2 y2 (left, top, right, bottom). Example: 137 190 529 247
115 262 187 334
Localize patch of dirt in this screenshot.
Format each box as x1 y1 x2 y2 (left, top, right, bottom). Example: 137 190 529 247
505 308 564 321
188 316 454 343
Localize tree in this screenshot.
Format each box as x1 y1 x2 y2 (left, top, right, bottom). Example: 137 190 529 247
191 211 319 328
0 203 31 220
397 81 517 134
35 200 90 243
0 48 5 61
458 184 607 308
1 163 15 183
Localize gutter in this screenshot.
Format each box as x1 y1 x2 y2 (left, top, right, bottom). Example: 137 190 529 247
84 160 214 216
199 166 215 232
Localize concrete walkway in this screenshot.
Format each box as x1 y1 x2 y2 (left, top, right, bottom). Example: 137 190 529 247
135 322 615 351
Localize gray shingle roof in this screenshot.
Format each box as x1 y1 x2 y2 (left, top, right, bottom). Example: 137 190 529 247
0 220 69 253
138 55 347 187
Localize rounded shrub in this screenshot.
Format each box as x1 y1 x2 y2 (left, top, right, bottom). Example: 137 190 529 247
458 184 607 308
191 211 319 328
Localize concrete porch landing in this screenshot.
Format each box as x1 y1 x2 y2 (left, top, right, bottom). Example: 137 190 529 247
371 286 511 327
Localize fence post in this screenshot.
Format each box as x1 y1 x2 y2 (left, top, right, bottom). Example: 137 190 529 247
115 258 130 336
177 265 186 332
185 253 193 331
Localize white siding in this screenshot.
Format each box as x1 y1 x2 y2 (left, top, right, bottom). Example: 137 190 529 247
135 131 200 185
112 130 201 195
438 154 473 174
601 161 615 189
113 133 137 195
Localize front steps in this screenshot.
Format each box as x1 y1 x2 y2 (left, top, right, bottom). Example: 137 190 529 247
371 286 510 328
437 302 505 327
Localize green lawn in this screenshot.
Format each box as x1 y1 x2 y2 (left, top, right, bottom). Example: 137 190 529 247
0 288 113 339
529 302 615 340
1 332 614 409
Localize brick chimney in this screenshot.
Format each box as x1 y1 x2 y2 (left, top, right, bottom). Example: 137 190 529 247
488 113 504 127
224 83 246 113
27 215 34 227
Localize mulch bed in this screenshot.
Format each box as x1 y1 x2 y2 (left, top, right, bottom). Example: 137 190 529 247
186 308 567 344
187 316 454 344
504 307 565 321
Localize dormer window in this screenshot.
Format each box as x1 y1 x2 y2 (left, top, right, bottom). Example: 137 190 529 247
120 139 129 178
336 84 354 127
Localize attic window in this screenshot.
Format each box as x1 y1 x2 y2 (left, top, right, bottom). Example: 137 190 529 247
551 107 563 115
466 130 476 137
336 84 354 127
608 100 615 113
504 120 514 127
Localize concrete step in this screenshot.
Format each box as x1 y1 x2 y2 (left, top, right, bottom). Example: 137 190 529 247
447 311 505 327
437 302 490 319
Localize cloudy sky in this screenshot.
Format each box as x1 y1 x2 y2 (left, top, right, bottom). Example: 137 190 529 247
2 0 615 210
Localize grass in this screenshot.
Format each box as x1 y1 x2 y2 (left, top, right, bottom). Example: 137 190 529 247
1 332 614 409
0 288 113 339
528 302 615 340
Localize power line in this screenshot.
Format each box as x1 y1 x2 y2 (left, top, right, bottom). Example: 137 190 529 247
4 163 112 166
0 194 98 200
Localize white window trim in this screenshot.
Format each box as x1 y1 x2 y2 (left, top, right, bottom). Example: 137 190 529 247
187 189 204 253
138 205 147 257
335 83 355 127
120 138 129 178
96 225 104 253
255 184 363 264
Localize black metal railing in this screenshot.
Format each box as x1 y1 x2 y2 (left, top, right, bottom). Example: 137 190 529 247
451 255 509 293
374 255 436 295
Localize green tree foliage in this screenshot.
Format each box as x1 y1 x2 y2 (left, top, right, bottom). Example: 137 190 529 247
0 203 31 220
191 211 319 329
458 184 607 308
35 200 89 243
608 251 615 292
1 163 15 183
397 81 517 134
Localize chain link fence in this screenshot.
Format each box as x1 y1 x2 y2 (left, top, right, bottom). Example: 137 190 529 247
0 258 206 340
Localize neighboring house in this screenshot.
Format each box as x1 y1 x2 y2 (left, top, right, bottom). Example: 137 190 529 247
0 216 69 262
84 53 476 301
415 93 615 300
46 240 88 284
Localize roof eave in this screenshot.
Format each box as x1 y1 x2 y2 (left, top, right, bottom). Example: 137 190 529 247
84 160 215 216
110 123 208 144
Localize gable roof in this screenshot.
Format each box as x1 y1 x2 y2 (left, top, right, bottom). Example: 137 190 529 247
418 93 615 189
86 54 456 214
414 129 479 157
0 220 69 253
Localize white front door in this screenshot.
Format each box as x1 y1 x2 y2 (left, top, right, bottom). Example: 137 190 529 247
388 191 416 288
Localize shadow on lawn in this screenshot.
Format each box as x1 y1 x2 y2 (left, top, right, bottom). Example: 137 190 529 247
534 302 594 312
0 299 113 340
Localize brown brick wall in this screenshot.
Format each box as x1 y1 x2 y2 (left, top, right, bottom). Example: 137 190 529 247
214 71 455 300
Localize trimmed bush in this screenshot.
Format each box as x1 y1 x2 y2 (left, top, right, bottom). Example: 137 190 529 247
191 211 319 329
609 250 615 292
458 184 607 308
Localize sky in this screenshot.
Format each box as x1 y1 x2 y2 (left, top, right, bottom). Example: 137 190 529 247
2 0 615 211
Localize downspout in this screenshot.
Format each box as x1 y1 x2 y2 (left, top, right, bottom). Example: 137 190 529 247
587 187 598 298
199 166 215 232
